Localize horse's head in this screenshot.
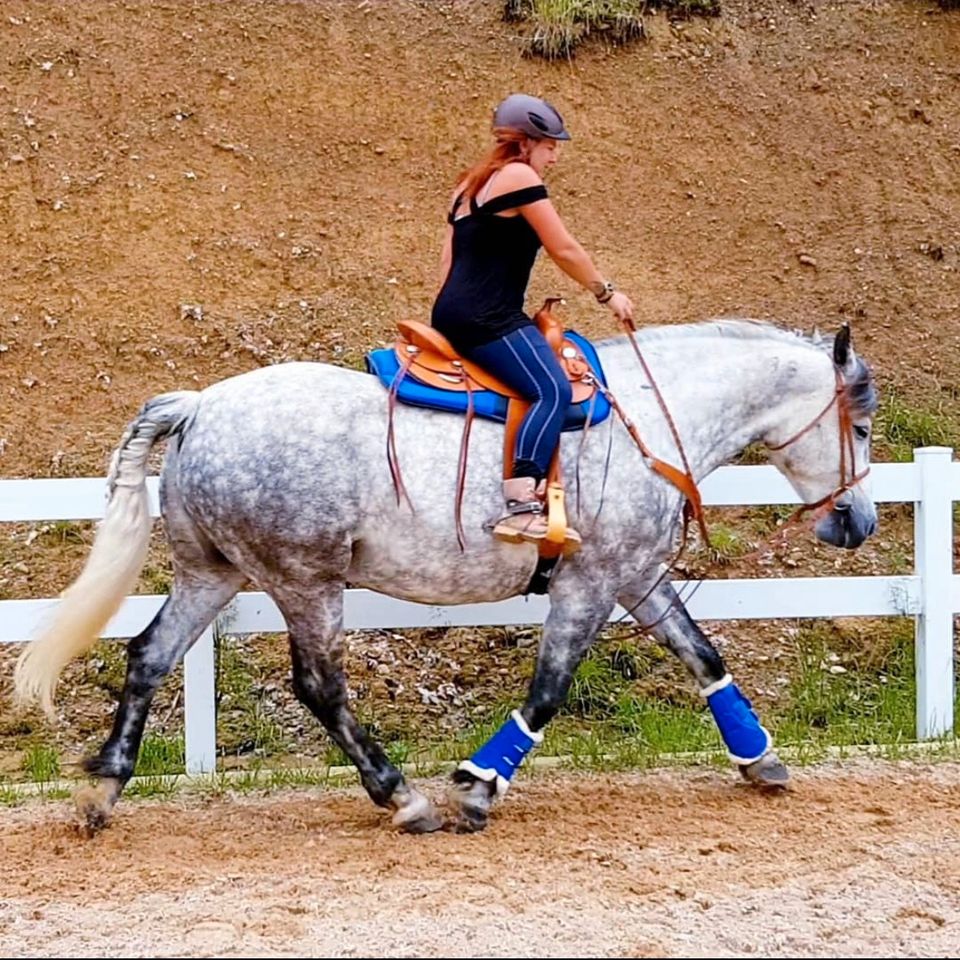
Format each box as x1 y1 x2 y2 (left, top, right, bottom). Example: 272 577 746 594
764 324 878 549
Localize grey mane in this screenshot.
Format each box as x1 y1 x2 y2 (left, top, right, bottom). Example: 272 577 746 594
597 319 877 416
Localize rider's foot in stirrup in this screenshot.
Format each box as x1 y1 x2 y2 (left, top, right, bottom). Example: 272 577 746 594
492 477 581 551
493 476 547 544
493 510 550 544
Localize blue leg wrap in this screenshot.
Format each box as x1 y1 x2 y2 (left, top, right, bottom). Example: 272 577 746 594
703 675 772 765
458 710 543 795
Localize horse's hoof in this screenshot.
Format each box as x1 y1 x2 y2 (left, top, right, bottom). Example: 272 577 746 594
73 784 116 837
393 804 444 834
739 751 790 789
390 787 444 834
447 771 496 832
450 805 489 834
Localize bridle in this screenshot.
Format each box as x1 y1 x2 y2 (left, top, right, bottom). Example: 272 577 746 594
765 363 870 526
614 320 871 540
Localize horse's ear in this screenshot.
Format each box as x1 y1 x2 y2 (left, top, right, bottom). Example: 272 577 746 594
833 322 852 369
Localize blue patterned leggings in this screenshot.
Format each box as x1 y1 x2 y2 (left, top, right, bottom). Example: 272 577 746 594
464 325 572 482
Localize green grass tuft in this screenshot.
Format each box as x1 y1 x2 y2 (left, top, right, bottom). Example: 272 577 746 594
507 0 719 60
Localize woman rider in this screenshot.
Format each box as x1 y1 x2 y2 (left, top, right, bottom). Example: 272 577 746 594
432 93 635 550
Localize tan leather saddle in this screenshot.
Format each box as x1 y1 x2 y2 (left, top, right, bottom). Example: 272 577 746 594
390 299 599 558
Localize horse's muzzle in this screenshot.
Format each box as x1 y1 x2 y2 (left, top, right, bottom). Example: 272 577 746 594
814 501 878 550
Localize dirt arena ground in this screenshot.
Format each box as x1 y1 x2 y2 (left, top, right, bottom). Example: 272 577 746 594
3 759 960 957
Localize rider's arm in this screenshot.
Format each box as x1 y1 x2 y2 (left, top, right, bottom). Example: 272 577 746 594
522 197 634 324
523 201 604 292
492 164 634 324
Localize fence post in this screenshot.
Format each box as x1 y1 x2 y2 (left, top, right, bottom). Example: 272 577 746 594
914 446 955 739
183 625 217 774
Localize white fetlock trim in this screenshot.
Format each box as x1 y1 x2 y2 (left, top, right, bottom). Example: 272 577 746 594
510 709 544 744
457 760 511 797
699 673 733 699
728 728 773 767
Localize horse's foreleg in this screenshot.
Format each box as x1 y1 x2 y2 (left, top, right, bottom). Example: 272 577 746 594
279 581 442 834
450 576 616 831
79 567 246 835
620 575 789 786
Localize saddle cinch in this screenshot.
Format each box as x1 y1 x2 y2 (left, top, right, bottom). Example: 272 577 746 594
374 299 610 560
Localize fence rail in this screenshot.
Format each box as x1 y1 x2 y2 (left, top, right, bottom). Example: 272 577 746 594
1 449 956 774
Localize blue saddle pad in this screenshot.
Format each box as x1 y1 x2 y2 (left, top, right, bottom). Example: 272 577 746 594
365 329 611 431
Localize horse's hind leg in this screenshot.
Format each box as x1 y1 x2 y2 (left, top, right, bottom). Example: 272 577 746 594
619 575 789 787
77 562 246 834
272 580 442 833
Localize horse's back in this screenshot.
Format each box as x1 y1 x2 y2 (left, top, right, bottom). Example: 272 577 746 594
168 362 382 541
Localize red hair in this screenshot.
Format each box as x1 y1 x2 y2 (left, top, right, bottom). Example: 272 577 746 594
457 128 531 201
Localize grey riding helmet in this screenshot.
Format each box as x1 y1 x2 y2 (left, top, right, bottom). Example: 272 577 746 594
492 93 571 141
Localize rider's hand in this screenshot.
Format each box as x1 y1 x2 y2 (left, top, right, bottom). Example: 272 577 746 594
605 291 634 326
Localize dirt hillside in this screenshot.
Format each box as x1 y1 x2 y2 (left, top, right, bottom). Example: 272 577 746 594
1 0 958 483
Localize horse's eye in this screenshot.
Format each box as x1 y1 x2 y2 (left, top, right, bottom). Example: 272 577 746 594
853 424 870 440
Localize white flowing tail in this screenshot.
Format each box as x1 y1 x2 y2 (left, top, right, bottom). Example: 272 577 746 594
14 391 201 715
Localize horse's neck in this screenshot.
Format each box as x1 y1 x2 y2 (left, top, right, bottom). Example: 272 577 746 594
598 330 828 480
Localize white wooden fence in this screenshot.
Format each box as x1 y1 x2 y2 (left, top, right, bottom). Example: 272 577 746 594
1 448 956 774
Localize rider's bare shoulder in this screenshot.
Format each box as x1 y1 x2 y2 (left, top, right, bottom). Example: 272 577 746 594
496 162 543 190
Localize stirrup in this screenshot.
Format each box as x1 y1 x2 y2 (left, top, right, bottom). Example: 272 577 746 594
492 514 581 556
492 511 548 545
542 480 581 558
560 526 582 557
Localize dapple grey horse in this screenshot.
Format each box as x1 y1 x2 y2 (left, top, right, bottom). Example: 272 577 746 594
15 319 877 834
